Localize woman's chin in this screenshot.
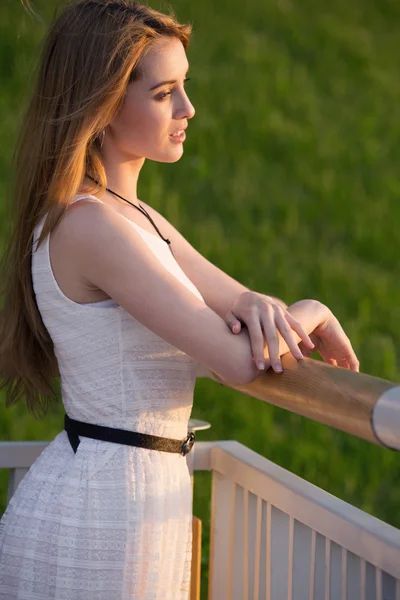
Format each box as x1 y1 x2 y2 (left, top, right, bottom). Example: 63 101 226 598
169 152 184 163
147 145 184 164
161 150 185 163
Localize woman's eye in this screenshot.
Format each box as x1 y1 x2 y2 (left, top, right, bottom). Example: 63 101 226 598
156 91 172 101
155 78 191 101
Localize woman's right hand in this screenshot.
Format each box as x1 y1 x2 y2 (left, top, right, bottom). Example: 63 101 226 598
241 298 359 376
288 300 360 372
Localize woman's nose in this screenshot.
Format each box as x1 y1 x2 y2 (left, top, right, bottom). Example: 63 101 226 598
175 95 195 121
186 100 195 120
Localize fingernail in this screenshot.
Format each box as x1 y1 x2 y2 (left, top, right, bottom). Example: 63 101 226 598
275 364 283 372
233 323 240 333
257 361 265 370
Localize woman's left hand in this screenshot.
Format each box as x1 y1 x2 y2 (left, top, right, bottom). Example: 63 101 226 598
224 291 315 373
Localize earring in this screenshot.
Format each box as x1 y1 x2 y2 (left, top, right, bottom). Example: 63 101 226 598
97 128 105 148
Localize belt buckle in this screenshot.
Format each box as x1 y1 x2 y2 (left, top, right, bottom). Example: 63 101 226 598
181 431 195 456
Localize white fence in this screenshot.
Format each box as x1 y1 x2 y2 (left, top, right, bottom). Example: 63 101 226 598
190 441 400 600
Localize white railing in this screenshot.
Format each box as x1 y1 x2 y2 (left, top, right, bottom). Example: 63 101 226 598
3 438 399 600
190 441 400 600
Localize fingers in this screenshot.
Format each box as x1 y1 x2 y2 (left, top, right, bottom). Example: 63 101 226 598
285 313 315 350
245 309 271 372
331 356 359 371
297 342 314 358
224 310 243 334
345 342 360 372
273 310 306 361
346 352 360 372
315 316 360 372
259 307 283 372
320 350 359 372
336 340 360 372
247 304 310 374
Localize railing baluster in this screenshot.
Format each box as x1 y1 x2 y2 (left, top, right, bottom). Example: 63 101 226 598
7 467 29 502
253 496 262 600
342 547 347 600
360 558 366 600
309 529 316 600
376 567 382 600
288 516 294 600
325 538 331 600
208 470 236 600
227 482 237 600
266 501 271 600
243 488 249 600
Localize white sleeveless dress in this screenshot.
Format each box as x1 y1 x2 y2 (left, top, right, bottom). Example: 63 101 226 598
0 194 206 599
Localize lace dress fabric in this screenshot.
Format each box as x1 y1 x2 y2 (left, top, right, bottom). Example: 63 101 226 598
0 195 206 599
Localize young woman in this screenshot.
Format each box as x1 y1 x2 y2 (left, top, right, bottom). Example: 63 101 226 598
0 0 359 598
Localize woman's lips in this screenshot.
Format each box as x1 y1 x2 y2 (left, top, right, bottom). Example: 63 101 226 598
169 130 186 143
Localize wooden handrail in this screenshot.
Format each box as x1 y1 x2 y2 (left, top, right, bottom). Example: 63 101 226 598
222 354 400 450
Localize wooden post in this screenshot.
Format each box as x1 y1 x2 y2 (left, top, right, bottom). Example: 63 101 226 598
187 419 210 600
190 515 202 600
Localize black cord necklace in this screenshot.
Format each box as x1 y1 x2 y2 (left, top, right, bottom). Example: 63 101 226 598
85 174 174 257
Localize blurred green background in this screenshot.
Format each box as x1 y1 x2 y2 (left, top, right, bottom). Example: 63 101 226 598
1 0 400 597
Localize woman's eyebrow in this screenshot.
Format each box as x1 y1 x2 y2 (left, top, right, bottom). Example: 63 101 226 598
149 69 189 91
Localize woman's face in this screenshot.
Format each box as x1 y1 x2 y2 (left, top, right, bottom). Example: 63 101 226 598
107 37 195 163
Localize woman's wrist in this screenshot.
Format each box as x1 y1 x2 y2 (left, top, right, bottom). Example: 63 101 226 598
286 299 332 336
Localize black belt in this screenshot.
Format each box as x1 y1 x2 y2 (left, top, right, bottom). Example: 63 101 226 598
64 414 195 456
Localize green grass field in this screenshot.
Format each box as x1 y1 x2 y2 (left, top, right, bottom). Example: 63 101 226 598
1 0 400 596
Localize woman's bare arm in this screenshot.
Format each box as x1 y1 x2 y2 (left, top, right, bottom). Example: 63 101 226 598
63 200 283 386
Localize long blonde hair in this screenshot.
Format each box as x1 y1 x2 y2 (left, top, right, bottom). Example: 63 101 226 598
0 0 192 418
